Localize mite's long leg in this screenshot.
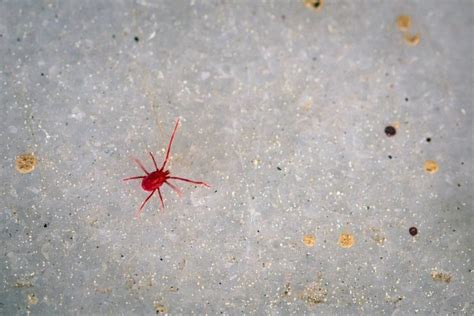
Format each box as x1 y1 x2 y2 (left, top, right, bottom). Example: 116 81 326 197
123 176 145 181
160 118 180 170
165 181 183 197
149 152 159 171
134 190 156 218
132 157 149 175
157 189 165 209
167 176 210 187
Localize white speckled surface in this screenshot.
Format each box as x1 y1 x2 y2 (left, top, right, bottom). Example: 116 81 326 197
0 0 472 314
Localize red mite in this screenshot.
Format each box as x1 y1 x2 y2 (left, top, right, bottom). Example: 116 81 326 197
124 118 210 218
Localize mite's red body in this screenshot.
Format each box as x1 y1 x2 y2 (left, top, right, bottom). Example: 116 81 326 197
124 119 209 218
141 170 170 191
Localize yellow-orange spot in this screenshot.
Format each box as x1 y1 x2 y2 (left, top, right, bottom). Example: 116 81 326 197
404 33 420 46
15 153 37 174
396 15 412 32
424 160 439 174
303 234 316 247
431 271 452 283
338 233 355 248
304 0 323 12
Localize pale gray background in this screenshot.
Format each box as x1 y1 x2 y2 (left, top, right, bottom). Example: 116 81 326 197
0 0 472 315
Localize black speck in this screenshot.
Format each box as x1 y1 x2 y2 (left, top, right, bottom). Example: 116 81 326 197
134 36 139 42
457 183 461 187
214 190 218 193
160 258 163 261
405 97 409 102
120 254 124 258
40 73 44 76
409 227 418 236
277 166 282 171
388 155 392 159
426 137 431 142
312 0 321 8
112 34 116 39
43 224 48 228
96 245 99 248
281 15 286 20
16 37 21 42
384 125 396 137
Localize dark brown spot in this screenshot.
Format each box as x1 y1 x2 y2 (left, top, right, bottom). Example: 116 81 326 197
384 125 396 137
409 227 418 236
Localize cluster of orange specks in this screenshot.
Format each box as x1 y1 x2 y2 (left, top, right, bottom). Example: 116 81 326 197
395 14 420 46
301 232 356 249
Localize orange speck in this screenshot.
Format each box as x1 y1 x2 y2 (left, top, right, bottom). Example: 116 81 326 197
303 234 316 247
15 153 37 174
404 33 420 46
424 160 439 174
304 0 323 12
396 15 412 32
338 233 355 248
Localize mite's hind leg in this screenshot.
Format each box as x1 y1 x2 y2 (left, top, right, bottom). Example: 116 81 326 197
160 119 180 170
123 176 145 181
132 157 149 175
134 190 155 218
167 176 210 187
165 181 183 198
149 152 159 171
157 189 165 209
